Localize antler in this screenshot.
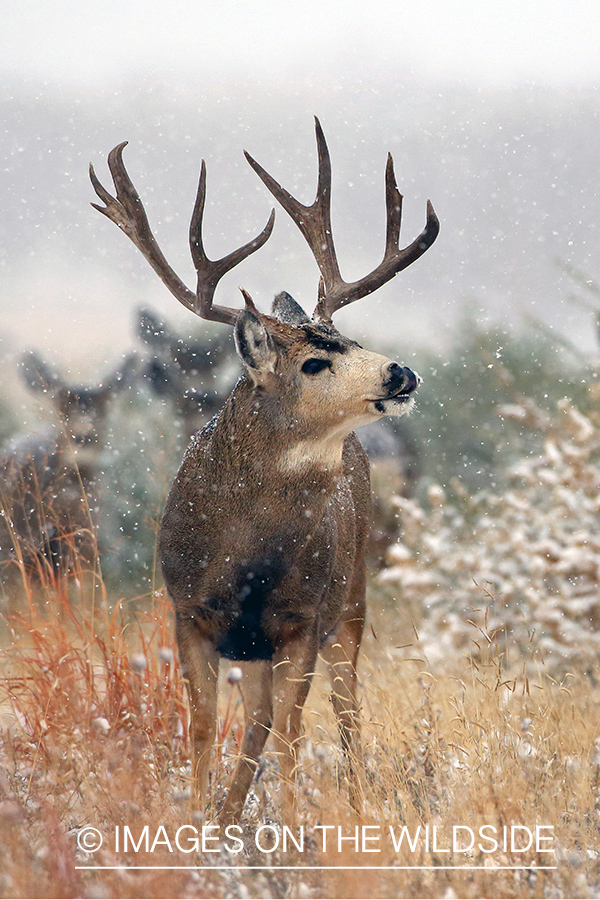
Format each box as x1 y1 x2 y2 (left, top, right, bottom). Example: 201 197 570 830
245 117 439 321
90 142 275 326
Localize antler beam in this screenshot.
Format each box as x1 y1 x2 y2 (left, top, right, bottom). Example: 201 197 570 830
90 142 274 326
244 117 439 321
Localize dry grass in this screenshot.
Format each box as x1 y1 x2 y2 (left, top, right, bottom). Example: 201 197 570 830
0 575 599 899
2 380 600 897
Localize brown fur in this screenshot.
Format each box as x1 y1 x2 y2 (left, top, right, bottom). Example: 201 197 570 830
136 306 421 564
160 310 416 822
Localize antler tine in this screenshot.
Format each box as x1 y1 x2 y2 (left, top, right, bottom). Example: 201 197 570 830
90 142 198 314
90 143 275 326
245 116 343 295
245 118 439 321
317 154 440 318
189 160 275 324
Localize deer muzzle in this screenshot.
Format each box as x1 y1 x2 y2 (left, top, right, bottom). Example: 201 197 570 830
367 362 420 415
383 363 420 399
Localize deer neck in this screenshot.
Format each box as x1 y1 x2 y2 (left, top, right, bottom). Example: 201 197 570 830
206 376 345 501
55 433 99 488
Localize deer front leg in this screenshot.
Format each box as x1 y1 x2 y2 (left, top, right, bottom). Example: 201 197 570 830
176 618 219 815
321 615 365 814
220 660 272 826
271 625 319 823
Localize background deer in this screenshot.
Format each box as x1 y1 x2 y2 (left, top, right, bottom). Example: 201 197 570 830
0 351 136 594
90 119 438 821
135 307 236 442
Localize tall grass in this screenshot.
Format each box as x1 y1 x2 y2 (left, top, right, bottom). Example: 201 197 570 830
0 572 599 898
0 319 599 897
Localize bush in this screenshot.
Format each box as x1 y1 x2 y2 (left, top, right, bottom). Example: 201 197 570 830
381 378 600 672
406 312 591 495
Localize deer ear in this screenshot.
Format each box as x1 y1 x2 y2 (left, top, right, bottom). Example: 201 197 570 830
271 291 310 325
234 310 278 382
20 351 63 395
136 307 171 350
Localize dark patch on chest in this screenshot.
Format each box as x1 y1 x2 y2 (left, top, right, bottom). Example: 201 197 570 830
213 554 290 661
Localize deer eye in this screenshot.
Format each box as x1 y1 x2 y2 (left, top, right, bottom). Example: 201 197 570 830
301 358 331 376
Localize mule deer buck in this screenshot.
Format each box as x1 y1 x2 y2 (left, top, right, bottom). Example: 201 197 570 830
0 351 136 592
90 119 438 821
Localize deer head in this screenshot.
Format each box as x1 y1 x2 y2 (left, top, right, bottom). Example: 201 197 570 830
20 350 137 468
136 308 234 439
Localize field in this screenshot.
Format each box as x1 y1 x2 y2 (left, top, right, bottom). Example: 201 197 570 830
1 578 599 898
1 316 600 899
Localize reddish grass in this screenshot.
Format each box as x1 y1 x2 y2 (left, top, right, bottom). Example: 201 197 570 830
0 578 599 898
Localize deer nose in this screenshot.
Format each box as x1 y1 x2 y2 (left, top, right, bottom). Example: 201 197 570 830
383 362 419 395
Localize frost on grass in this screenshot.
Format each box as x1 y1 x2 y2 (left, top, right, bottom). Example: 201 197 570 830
380 384 600 672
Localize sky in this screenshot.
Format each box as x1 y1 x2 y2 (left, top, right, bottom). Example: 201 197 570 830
3 0 600 90
1 0 600 377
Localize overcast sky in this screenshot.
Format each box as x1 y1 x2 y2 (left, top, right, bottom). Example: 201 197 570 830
2 0 599 371
3 0 600 90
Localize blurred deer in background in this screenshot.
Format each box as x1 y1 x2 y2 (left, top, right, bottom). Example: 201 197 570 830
90 118 438 821
135 307 236 442
0 351 136 594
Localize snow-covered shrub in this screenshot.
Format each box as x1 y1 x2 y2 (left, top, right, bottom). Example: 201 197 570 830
380 383 600 672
